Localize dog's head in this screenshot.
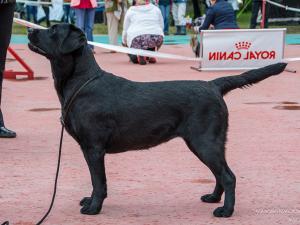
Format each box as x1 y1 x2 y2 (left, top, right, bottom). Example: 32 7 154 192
28 24 87 59
28 24 90 97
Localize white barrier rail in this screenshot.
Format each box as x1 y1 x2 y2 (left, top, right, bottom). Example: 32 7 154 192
13 18 201 62
12 18 300 64
266 0 300 13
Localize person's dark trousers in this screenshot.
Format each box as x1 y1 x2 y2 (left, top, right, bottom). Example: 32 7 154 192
0 3 15 127
26 5 38 23
192 0 201 19
42 6 51 27
63 5 74 23
250 0 269 28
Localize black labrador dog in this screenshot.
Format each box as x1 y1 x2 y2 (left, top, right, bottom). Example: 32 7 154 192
28 24 287 218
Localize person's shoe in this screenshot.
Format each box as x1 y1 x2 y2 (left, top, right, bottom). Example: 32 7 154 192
180 25 187 35
148 57 157 64
0 127 16 138
164 31 169 36
175 26 181 35
128 54 138 64
137 56 147 65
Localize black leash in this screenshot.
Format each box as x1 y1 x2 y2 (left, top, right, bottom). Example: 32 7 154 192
1 75 99 225
35 124 64 225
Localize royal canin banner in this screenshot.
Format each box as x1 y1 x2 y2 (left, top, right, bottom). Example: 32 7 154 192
200 29 286 70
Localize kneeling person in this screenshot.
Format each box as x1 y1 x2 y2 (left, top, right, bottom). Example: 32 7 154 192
122 0 164 65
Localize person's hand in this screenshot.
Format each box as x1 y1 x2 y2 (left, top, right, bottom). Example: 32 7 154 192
193 26 200 33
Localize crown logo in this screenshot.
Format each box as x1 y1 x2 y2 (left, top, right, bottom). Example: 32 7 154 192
235 41 251 50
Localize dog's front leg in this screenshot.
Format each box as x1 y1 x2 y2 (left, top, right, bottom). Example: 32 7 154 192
80 147 107 215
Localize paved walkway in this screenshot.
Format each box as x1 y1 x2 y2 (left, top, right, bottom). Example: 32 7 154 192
0 44 299 225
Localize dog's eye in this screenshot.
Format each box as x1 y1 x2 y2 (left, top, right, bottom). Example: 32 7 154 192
49 27 56 35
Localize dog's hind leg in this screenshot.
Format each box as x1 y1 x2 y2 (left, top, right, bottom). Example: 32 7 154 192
184 126 236 217
80 146 107 215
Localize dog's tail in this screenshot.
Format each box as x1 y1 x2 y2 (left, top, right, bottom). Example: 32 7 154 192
210 63 287 96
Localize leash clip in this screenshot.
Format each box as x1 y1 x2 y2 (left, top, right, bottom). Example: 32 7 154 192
60 116 65 126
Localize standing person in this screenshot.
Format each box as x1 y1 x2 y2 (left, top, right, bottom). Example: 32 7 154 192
105 0 120 47
0 0 17 138
250 0 269 28
71 0 97 51
122 0 164 65
158 0 171 35
26 0 38 23
172 0 187 35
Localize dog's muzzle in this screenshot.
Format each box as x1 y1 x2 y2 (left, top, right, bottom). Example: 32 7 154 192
28 42 47 56
27 29 48 57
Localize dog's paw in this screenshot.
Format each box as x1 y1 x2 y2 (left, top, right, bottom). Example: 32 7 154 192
201 194 221 203
213 206 234 217
80 204 102 215
80 197 92 206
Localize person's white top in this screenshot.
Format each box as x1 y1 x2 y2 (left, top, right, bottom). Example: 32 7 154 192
122 3 164 47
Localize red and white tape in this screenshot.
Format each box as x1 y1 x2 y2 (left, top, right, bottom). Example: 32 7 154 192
13 18 201 62
16 0 104 5
13 18 300 63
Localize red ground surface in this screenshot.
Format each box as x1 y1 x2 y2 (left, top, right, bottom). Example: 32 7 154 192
0 44 300 225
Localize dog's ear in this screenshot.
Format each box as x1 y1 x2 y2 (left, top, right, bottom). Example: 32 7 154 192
60 24 86 55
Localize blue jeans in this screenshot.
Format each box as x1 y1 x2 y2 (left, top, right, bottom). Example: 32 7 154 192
26 5 37 24
74 8 96 49
63 5 74 23
159 4 170 33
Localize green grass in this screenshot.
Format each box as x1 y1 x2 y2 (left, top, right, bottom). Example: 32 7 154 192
12 12 300 35
237 12 300 33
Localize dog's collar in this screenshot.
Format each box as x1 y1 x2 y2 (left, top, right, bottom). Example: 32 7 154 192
60 75 100 126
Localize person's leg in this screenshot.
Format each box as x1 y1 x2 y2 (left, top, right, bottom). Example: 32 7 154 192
159 5 167 33
165 5 170 34
110 12 119 46
75 8 85 31
85 8 96 49
43 6 51 27
26 5 31 21
147 35 163 63
63 5 70 23
172 3 180 34
32 5 38 23
130 35 147 65
178 2 186 35
192 0 201 18
264 1 269 28
106 12 118 46
250 1 259 29
0 3 16 137
70 7 75 24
